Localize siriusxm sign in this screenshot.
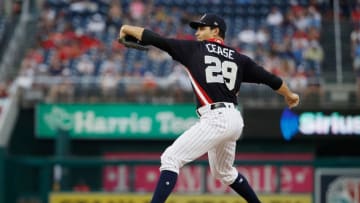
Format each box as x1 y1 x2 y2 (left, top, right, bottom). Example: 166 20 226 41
280 109 360 141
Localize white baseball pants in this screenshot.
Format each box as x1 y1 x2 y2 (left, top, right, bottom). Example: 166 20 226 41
160 102 244 185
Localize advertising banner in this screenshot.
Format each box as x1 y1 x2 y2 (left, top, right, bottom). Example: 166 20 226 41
315 168 360 203
49 193 312 203
102 153 313 193
36 104 360 140
36 104 197 139
243 108 360 140
280 166 314 193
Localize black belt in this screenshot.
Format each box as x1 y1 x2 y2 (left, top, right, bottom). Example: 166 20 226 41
210 102 227 110
196 102 235 116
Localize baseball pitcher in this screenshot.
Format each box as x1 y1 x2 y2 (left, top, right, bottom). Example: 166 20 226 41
118 13 299 203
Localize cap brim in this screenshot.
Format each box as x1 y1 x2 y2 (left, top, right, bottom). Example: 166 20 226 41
189 21 208 29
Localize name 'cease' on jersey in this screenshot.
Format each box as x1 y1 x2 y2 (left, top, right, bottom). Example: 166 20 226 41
205 43 235 60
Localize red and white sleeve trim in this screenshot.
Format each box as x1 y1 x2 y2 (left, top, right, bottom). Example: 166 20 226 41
184 68 213 106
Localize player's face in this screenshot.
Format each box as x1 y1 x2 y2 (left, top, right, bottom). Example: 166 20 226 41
195 26 217 41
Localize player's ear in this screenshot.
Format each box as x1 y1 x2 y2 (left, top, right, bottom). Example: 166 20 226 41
213 27 220 37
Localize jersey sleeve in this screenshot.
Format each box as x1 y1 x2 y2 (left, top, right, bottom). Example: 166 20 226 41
241 55 283 90
141 29 198 65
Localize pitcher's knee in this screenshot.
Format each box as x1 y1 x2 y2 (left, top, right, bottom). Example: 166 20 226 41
159 152 182 174
211 168 238 185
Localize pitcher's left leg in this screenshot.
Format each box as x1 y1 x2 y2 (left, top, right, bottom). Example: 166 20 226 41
151 115 228 203
208 141 261 203
208 140 238 185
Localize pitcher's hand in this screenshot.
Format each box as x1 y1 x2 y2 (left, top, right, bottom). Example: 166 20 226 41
118 25 127 41
285 93 300 108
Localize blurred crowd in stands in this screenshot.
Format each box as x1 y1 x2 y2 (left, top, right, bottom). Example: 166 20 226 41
0 1 22 67
10 0 354 104
351 1 360 103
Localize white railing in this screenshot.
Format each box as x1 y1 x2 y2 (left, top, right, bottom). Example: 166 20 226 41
0 84 19 147
12 75 356 107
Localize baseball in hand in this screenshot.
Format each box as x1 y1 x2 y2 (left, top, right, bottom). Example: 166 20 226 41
286 93 300 108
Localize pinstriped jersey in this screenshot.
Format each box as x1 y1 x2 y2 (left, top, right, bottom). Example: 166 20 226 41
142 30 282 108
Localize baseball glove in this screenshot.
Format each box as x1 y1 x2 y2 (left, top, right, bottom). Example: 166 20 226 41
118 35 149 51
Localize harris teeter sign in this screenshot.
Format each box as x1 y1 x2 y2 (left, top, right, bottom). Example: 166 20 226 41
36 104 198 139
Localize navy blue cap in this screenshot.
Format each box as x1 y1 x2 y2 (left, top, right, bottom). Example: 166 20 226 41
189 13 226 34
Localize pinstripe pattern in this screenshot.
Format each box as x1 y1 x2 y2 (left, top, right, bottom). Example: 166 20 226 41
160 105 244 185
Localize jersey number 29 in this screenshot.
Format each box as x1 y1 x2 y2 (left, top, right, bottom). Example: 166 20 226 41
204 55 238 90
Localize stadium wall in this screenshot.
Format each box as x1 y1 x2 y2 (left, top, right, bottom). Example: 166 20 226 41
0 147 4 203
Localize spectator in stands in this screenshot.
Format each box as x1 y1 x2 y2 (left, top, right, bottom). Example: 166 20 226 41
351 25 360 48
352 39 360 103
17 48 46 90
87 13 106 35
238 26 256 45
307 26 321 41
255 26 270 46
142 72 158 102
70 0 98 15
100 66 120 102
39 2 56 34
288 69 308 93
72 52 100 101
351 4 360 23
20 47 44 74
290 0 304 15
46 68 75 103
266 6 284 27
48 55 65 76
99 53 122 75
129 0 145 21
76 55 95 76
282 9 297 34
153 6 168 23
308 6 322 29
130 61 148 77
351 26 360 97
293 7 310 31
263 50 283 76
303 40 324 77
106 1 123 33
148 48 172 76
57 38 82 61
237 26 258 59
272 35 293 60
291 28 309 68
124 61 148 102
